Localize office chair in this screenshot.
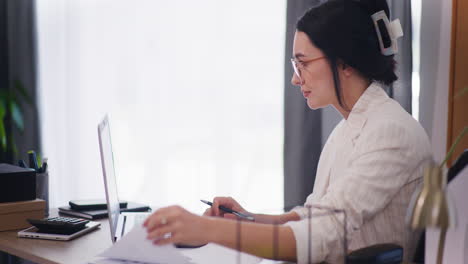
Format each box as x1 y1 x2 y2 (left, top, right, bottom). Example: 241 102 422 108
347 243 403 264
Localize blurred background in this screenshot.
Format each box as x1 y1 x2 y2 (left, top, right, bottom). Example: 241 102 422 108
1 0 456 217
35 0 287 214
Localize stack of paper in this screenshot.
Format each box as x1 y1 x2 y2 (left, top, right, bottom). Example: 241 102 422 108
90 225 262 264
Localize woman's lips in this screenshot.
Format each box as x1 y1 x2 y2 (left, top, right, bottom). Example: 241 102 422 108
302 91 311 98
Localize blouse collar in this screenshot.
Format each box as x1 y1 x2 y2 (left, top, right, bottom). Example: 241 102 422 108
344 82 390 138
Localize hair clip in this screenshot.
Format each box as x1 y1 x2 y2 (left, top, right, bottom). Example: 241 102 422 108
371 10 404 56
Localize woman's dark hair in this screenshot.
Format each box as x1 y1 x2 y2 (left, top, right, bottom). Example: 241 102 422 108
296 0 397 110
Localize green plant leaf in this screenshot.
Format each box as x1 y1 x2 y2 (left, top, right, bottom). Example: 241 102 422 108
37 152 42 168
0 99 6 117
10 101 24 131
0 90 7 99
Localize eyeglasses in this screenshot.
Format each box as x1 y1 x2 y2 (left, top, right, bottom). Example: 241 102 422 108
290 56 325 84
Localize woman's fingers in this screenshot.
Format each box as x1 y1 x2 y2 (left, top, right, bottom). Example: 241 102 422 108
212 199 221 216
145 214 169 231
203 208 213 216
153 233 179 246
144 205 211 246
144 206 182 231
143 211 160 228
212 196 238 216
143 211 159 226
147 222 176 240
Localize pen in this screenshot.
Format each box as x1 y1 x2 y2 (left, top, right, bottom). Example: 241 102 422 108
39 162 48 173
27 150 39 170
18 160 28 168
39 158 48 173
200 199 255 221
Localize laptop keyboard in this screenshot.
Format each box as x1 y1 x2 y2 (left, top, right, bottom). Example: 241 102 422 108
119 213 151 239
133 213 148 224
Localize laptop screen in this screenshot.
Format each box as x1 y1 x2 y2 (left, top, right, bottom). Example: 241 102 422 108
98 115 121 242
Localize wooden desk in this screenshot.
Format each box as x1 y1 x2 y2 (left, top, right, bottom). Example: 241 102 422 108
0 209 111 264
0 209 284 264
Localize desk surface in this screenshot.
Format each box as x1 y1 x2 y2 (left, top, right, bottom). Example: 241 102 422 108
0 212 418 264
0 209 112 264
0 209 284 264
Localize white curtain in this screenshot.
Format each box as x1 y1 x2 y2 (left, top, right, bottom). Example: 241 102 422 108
36 0 286 214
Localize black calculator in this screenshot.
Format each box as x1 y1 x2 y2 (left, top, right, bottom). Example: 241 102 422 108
27 216 90 235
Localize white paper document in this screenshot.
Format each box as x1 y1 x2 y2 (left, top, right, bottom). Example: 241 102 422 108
93 224 261 264
98 225 190 264
180 243 261 264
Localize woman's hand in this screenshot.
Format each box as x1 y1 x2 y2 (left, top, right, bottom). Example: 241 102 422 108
144 205 211 246
203 196 253 221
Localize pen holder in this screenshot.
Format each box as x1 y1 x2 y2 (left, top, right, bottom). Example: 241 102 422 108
36 171 49 216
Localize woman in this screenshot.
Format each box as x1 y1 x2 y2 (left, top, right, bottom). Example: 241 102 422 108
144 0 432 262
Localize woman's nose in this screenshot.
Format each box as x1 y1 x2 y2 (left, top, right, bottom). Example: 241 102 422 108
291 72 302 86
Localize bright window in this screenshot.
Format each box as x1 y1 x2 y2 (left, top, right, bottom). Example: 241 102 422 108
36 0 286 213
411 0 422 120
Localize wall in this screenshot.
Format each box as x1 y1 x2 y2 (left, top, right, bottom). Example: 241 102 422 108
419 0 453 263
418 0 452 163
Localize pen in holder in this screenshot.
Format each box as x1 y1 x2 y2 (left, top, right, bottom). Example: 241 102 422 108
36 170 49 217
20 152 49 216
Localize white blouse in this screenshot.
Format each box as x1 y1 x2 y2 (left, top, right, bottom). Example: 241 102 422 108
285 82 432 263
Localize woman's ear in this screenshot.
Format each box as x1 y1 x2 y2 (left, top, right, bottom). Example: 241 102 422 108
341 63 354 77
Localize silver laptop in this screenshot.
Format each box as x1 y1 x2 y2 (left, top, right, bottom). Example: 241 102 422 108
98 115 151 242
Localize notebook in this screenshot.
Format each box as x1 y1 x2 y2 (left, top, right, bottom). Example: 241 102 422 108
58 202 151 220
